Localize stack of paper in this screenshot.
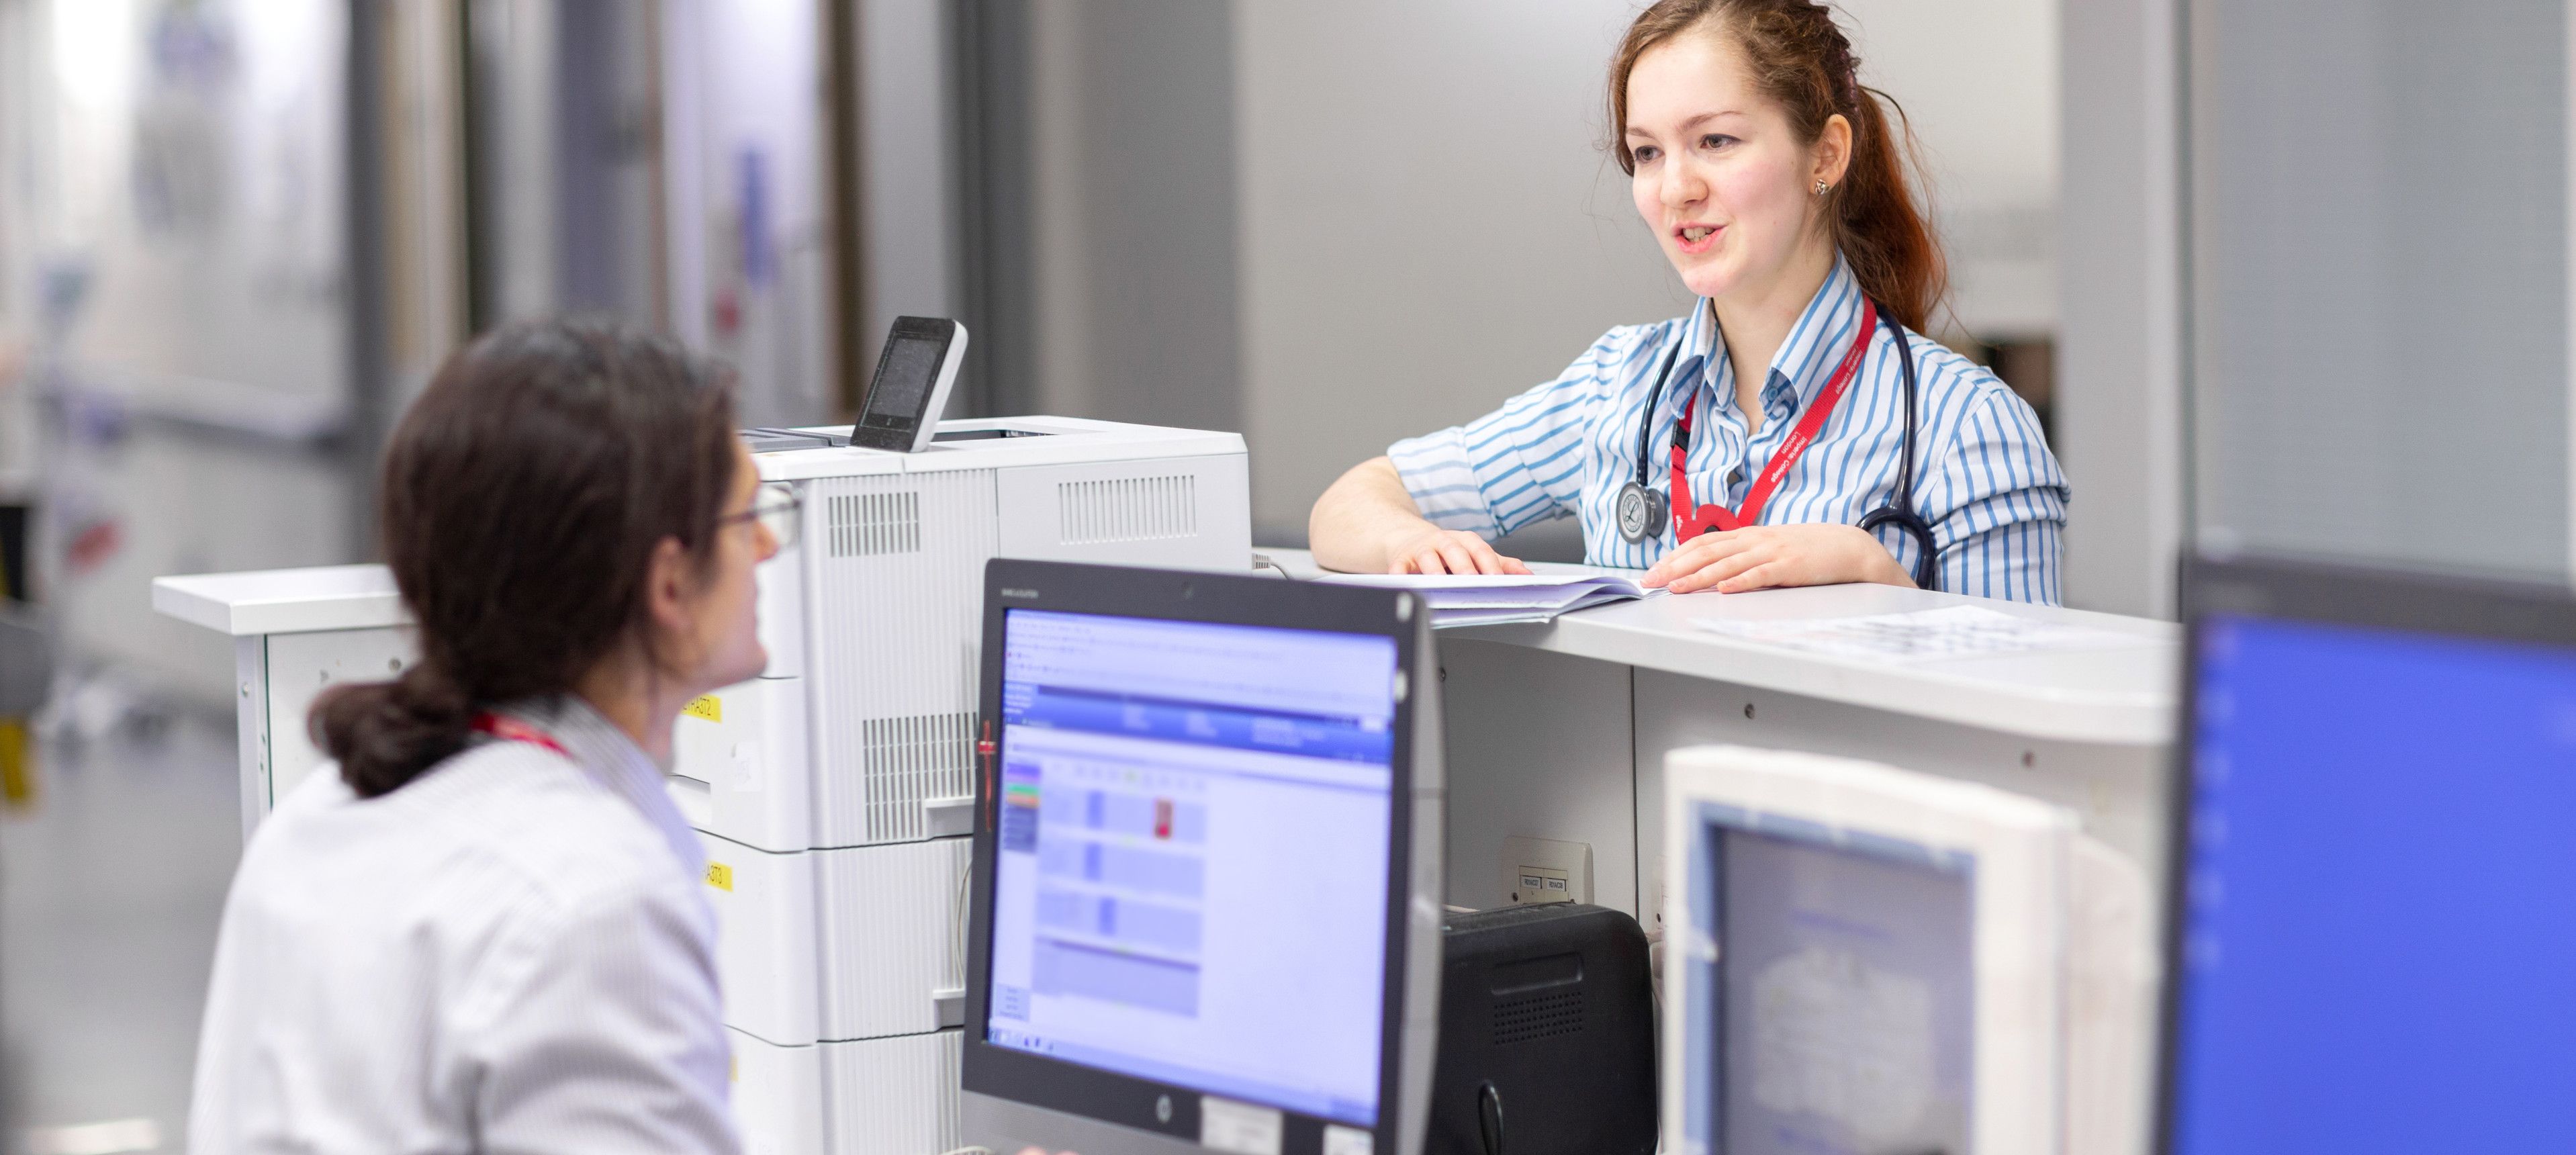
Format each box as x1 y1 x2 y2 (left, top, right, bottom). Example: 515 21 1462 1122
1314 572 1658 628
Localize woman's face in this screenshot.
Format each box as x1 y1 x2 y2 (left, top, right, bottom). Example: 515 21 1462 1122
1625 28 1836 301
674 441 778 694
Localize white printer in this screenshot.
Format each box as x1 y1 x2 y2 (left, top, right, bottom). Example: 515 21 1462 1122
670 416 1252 1155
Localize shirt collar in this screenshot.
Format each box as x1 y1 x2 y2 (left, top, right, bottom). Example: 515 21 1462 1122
1651 294 1724 426
1767 253 1870 410
1686 252 1871 416
500 695 706 881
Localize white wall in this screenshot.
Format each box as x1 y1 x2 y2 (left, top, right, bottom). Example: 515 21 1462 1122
0 0 40 499
2057 0 2184 617
38 0 348 415
665 0 833 426
474 0 557 327
1840 0 2058 340
858 0 962 383
2190 0 2566 582
1232 1 1684 539
8 0 359 695
1023 1 1240 432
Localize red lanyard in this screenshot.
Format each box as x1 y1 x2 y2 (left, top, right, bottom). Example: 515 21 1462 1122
1670 302 1878 541
472 712 571 758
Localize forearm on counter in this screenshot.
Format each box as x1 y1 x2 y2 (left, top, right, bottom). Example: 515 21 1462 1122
1308 457 1440 573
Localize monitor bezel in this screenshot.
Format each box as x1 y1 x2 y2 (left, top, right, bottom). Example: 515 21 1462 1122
1661 746 2069 1154
2158 553 2576 1154
964 559 1427 1154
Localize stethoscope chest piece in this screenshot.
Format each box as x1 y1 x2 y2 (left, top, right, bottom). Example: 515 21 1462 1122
1613 298 1937 588
1615 481 1667 545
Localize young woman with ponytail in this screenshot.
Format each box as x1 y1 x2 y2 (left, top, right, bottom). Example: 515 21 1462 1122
190 320 790 1152
1309 0 2068 603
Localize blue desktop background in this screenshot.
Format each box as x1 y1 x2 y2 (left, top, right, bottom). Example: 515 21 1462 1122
2176 614 2576 1151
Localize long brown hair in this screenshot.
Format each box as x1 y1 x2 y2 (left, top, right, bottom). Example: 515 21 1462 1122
313 319 741 798
1608 0 1947 332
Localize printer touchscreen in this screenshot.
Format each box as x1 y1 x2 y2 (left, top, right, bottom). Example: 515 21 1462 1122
984 608 1399 1127
861 332 941 428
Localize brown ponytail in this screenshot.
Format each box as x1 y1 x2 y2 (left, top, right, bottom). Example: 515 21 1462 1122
1608 0 1948 332
314 319 741 798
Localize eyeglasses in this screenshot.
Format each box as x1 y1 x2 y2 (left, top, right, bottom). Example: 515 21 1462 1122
721 482 802 551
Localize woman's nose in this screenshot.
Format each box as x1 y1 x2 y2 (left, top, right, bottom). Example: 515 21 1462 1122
755 520 782 563
1659 160 1703 210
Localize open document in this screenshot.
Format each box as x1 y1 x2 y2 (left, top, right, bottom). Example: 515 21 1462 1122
1312 572 1659 628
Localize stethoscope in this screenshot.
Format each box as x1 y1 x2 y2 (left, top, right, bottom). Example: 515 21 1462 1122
1612 298 1939 590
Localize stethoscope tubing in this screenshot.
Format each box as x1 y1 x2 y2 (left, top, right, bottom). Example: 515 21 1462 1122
1621 299 1939 590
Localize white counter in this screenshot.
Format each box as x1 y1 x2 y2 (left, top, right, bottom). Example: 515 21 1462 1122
1260 548 2180 923
1264 549 2177 745
162 551 2181 1155
152 563 412 832
163 553 2185 915
152 563 406 637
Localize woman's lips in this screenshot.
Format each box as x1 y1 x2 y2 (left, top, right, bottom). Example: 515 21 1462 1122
1673 224 1720 255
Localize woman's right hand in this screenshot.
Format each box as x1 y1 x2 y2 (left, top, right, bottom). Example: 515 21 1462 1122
1383 525 1530 575
1311 457 1532 575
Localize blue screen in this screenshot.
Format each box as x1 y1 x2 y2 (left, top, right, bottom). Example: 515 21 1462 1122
2174 615 2576 1151
984 608 1400 1127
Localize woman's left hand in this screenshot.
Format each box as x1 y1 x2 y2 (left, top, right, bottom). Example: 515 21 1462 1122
1641 523 1915 594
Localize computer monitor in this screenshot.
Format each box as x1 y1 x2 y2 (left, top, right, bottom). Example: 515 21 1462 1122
1661 745 2153 1155
962 560 1444 1155
2165 556 2576 1152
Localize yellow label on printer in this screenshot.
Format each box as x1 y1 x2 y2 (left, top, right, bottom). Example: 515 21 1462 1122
705 862 734 892
683 695 722 723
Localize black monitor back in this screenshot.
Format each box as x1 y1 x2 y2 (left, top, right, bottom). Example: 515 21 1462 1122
1431 903 1656 1155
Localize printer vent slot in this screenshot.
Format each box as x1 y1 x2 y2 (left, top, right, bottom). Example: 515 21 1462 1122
830 491 923 557
1491 987 1585 1046
861 711 977 843
1058 475 1197 545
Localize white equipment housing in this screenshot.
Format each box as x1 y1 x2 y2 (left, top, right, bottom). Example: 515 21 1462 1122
1660 745 2157 1155
675 417 1251 1155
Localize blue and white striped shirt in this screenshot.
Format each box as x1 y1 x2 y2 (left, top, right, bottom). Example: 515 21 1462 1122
1387 256 2070 602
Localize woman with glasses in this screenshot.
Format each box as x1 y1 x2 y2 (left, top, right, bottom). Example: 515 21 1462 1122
190 320 796 1153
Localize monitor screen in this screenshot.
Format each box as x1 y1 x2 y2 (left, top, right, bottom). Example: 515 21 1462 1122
862 330 946 428
1710 827 1974 1155
984 608 1401 1128
2172 614 2576 1150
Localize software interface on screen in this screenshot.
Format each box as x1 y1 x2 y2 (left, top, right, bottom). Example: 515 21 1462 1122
2176 616 2576 1152
1714 828 1973 1155
986 609 1400 1127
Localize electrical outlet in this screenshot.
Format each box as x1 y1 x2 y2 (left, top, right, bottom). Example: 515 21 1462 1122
1501 835 1592 906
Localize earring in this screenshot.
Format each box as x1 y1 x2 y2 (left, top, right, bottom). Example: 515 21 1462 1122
1814 179 1831 195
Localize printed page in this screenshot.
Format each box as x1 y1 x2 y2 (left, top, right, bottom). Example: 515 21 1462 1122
1692 605 2156 662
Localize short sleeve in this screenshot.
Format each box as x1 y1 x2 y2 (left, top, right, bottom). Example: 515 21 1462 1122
467 876 739 1155
1918 389 2071 604
1386 329 1637 539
